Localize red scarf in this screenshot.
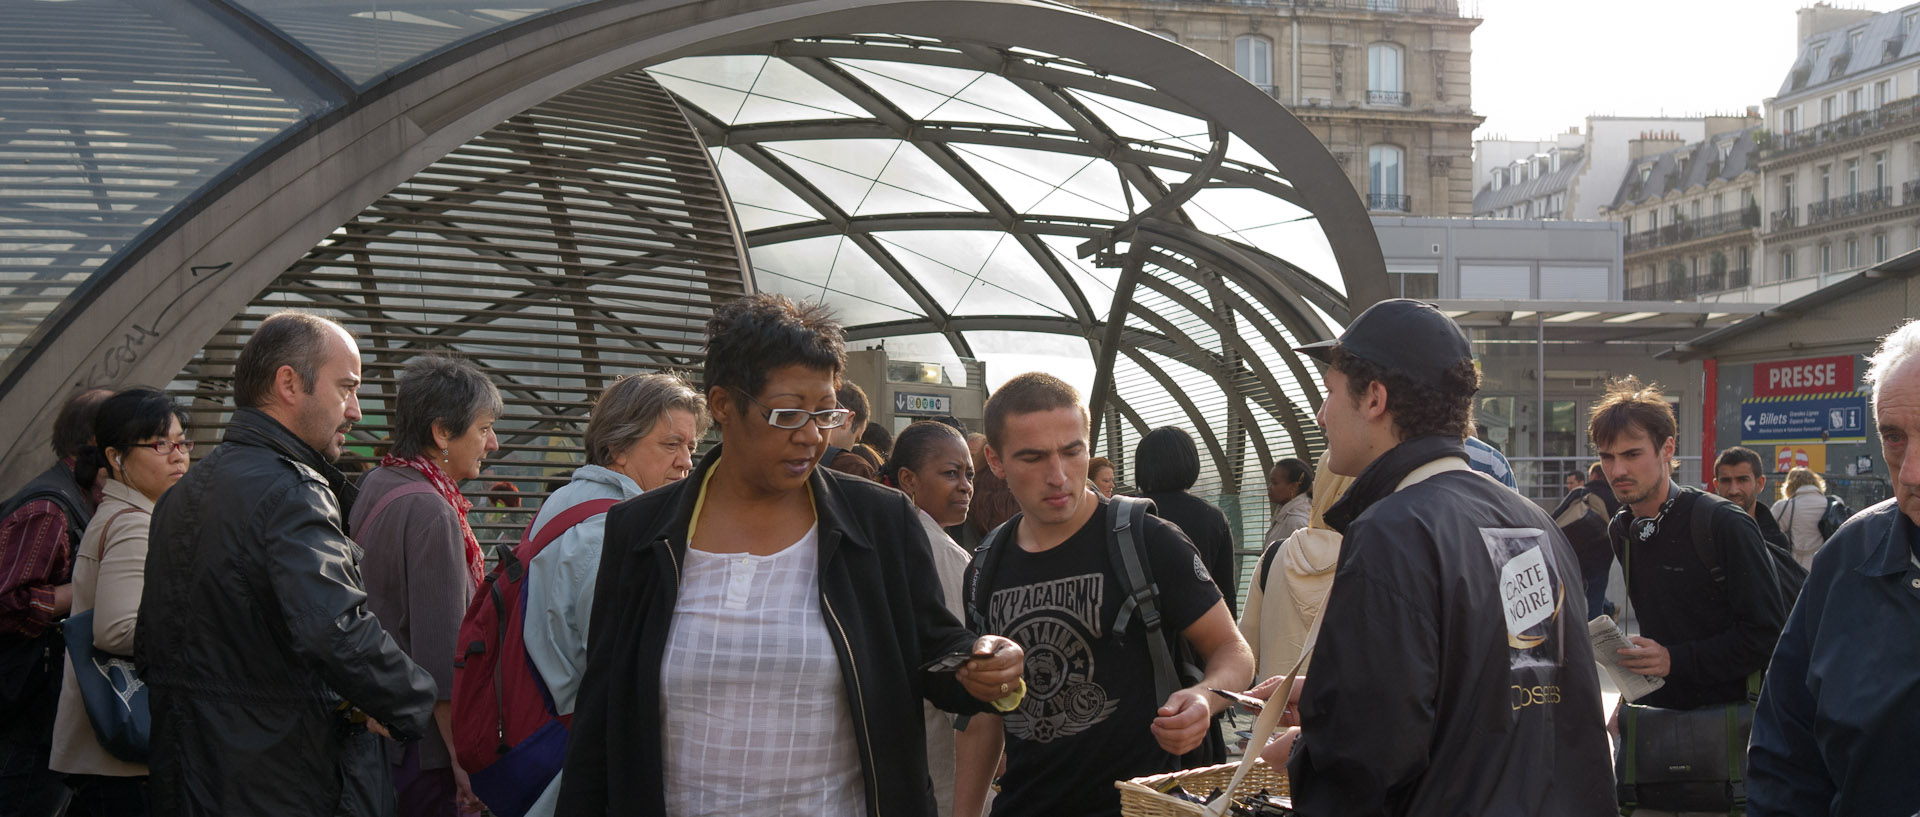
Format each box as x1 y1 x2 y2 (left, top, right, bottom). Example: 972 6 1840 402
380 453 484 588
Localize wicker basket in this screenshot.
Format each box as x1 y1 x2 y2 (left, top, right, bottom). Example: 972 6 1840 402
1115 759 1289 817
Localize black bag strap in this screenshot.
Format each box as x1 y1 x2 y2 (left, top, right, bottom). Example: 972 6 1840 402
1105 495 1183 709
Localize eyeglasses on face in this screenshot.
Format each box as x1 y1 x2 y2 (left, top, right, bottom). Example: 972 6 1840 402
738 391 853 430
137 439 194 456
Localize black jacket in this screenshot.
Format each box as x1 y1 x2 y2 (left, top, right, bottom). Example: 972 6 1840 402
1753 499 1793 552
138 409 436 817
1607 485 1788 709
1291 435 1614 817
558 446 990 817
1141 489 1239 617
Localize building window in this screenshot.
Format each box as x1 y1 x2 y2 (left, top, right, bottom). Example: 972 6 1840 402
1623 214 1632 233
1783 107 1799 133
1782 249 1796 279
1782 173 1795 210
1907 12 1917 34
1846 238 1859 268
1876 79 1892 108
1819 164 1831 201
1874 152 1887 191
1691 200 1702 220
1713 194 1724 216
1368 145 1406 211
1820 243 1831 273
1651 210 1660 230
1849 87 1864 114
1234 35 1272 94
1823 95 1837 122
1846 158 1859 196
1368 43 1404 105
1849 30 1863 55
1876 232 1889 262
1738 246 1751 272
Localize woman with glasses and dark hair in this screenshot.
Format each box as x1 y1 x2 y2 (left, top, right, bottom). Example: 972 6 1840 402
350 356 502 817
559 294 1025 817
50 388 190 814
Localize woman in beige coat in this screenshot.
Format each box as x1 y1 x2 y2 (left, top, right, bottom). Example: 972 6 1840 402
1239 458 1352 680
51 388 190 815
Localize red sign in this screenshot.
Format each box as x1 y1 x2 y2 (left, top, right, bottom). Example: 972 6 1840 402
1754 356 1854 397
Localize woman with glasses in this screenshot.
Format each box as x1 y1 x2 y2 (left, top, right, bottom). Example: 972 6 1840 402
559 294 1026 817
350 357 502 817
51 388 191 815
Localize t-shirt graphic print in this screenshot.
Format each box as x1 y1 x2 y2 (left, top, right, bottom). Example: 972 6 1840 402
990 573 1119 742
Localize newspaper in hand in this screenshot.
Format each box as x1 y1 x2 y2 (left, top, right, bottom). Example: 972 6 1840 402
1588 614 1665 703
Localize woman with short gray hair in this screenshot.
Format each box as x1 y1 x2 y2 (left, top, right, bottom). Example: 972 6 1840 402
350 356 503 817
519 372 707 817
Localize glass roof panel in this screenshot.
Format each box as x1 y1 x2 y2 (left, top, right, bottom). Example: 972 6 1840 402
1066 89 1210 152
710 149 823 232
1223 216 1346 296
0 0 320 361
749 235 923 326
648 56 866 125
831 60 1069 130
967 330 1096 394
1039 236 1121 316
760 140 983 216
876 231 1069 317
231 2 583 86
950 144 1134 220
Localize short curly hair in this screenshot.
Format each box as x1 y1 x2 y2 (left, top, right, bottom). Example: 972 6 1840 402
703 294 845 399
1329 345 1478 441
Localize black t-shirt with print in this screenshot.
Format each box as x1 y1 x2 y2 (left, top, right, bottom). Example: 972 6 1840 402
975 498 1222 817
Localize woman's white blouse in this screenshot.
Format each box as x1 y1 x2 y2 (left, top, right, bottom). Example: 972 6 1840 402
661 525 865 817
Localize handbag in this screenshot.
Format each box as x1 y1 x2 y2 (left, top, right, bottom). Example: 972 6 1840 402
1613 513 1753 815
59 507 150 762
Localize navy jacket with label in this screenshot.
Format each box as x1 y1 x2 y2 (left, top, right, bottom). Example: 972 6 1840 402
1289 435 1614 817
1749 497 1920 817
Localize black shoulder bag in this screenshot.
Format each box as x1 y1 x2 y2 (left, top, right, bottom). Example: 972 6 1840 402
1613 495 1762 816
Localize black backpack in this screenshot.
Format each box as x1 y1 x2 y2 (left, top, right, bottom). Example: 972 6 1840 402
1816 495 1853 540
1615 489 1806 609
965 495 1220 767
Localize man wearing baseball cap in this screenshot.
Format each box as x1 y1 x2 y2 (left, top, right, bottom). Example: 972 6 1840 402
1261 299 1613 816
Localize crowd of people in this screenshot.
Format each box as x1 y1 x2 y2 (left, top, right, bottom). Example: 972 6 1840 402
0 295 1915 817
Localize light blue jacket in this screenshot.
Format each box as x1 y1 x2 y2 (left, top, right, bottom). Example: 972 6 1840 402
521 464 641 817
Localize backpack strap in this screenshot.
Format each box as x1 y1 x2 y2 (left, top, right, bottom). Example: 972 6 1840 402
503 497 621 583
91 508 145 562
965 515 1018 636
358 480 440 534
1256 540 1282 592
1106 495 1183 709
1688 490 1725 586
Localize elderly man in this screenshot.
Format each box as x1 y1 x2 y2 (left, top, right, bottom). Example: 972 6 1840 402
1749 319 1920 816
139 313 435 817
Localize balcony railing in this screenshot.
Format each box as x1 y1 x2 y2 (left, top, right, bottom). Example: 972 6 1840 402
1805 187 1893 225
1368 193 1411 212
1770 95 1920 158
1622 209 1758 254
1903 178 1920 205
1366 89 1410 106
1622 267 1752 301
1771 205 1799 231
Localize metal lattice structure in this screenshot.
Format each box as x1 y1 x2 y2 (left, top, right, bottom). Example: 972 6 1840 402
169 70 747 538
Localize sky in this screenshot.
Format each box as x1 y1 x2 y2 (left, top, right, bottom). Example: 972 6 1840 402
1470 0 1915 142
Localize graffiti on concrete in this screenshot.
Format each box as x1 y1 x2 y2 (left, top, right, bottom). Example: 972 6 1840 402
79 262 230 387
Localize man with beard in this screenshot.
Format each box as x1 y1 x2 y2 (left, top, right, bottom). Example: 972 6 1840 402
1712 446 1792 552
138 313 435 817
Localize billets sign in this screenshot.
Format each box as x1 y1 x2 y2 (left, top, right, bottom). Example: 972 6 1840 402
1740 391 1868 444
894 391 951 416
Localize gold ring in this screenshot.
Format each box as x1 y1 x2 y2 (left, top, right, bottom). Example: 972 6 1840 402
1000 682 1009 695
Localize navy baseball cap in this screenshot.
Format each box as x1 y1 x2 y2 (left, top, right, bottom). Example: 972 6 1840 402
1293 299 1473 389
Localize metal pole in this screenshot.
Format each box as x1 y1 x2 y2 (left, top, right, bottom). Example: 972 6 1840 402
1537 313 1547 488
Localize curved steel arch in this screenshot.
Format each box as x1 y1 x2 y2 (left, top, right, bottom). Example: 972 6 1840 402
0 0 1384 493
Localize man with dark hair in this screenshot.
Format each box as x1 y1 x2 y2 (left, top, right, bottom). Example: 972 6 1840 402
1713 445 1792 551
822 380 877 480
957 373 1252 817
1267 299 1611 816
1591 377 1787 815
139 312 436 817
0 387 111 816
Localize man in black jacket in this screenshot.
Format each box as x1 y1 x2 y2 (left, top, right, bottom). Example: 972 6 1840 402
1594 382 1786 717
1712 446 1792 552
1553 462 1616 619
1269 299 1613 816
139 313 435 817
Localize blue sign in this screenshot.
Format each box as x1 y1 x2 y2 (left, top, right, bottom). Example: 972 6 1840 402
894 391 951 416
1740 391 1868 444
